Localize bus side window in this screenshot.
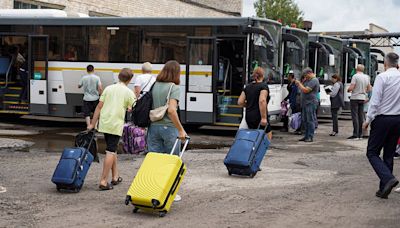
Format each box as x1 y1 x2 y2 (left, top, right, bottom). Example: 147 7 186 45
42 26 62 61
64 26 87 61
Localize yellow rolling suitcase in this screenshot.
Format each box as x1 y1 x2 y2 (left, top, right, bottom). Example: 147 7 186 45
125 137 189 217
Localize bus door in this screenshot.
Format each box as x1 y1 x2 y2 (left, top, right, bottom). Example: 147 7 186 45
29 35 49 115
185 37 215 124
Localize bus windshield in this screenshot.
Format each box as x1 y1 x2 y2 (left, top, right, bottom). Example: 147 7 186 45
251 33 280 84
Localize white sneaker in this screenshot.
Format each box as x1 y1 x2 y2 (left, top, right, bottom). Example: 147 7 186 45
0 186 6 193
174 194 181 202
395 187 400 193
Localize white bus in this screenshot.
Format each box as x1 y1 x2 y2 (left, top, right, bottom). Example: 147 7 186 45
341 39 371 109
0 16 284 126
308 35 343 116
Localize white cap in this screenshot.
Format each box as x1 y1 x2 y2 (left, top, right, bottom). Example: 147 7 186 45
142 62 152 72
288 70 294 74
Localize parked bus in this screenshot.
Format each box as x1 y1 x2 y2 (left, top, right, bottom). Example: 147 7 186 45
308 34 343 116
0 16 283 126
281 27 309 81
280 27 308 109
341 39 371 109
370 48 385 83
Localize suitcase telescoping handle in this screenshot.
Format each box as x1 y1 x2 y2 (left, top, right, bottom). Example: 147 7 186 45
257 123 270 132
170 136 190 158
85 129 97 151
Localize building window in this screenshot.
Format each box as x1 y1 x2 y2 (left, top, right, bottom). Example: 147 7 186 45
14 0 64 9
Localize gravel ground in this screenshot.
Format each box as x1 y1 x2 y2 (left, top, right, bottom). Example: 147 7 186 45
0 119 400 228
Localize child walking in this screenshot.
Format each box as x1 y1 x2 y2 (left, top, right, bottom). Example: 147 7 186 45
88 68 136 190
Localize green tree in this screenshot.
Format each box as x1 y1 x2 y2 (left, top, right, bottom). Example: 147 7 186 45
254 0 304 27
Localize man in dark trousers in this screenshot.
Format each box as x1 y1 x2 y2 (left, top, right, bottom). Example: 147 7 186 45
348 64 371 140
364 52 400 199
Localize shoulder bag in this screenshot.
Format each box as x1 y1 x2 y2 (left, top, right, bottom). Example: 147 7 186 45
149 83 174 122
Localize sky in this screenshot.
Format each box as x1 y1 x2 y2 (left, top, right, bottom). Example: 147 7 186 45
242 0 400 32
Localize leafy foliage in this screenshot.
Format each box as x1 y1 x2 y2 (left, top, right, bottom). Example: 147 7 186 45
254 0 304 27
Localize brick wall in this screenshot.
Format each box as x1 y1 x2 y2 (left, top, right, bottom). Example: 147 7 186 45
0 0 13 8
1 0 242 17
179 0 242 16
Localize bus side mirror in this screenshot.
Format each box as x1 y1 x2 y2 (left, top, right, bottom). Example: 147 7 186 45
329 54 335 67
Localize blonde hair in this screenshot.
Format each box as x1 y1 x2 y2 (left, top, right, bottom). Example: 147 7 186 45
142 62 152 72
356 64 365 72
252 67 265 81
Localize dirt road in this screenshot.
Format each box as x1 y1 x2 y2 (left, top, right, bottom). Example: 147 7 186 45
0 120 399 228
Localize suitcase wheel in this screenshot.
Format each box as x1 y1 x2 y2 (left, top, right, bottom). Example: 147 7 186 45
56 187 61 192
250 172 257 178
228 171 232 176
133 207 139 214
125 196 131 206
159 211 167 217
74 188 81 193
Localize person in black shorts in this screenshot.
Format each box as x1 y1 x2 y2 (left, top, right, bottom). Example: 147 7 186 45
88 68 136 191
238 67 272 138
78 65 103 128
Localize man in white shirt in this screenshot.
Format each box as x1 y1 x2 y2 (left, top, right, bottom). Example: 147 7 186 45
78 65 103 128
134 62 155 98
347 64 371 140
363 52 400 199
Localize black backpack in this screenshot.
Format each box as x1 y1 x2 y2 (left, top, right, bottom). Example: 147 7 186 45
75 130 99 163
133 83 155 127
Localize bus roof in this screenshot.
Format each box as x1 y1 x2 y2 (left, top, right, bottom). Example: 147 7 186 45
309 34 343 42
346 39 371 45
0 17 281 27
282 27 308 35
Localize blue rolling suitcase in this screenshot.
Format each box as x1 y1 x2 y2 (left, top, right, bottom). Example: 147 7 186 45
51 131 95 192
224 127 270 178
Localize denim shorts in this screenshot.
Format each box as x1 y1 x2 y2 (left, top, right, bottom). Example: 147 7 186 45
147 125 180 155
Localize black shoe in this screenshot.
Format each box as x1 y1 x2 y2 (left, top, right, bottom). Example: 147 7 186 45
347 136 357 140
298 137 306 141
329 132 337 136
380 178 399 198
304 138 313 143
376 190 388 199
294 131 303 135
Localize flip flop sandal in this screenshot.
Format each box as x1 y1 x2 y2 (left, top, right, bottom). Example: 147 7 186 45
99 183 113 191
111 177 123 186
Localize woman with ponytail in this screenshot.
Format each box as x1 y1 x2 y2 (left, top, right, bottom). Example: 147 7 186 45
238 67 272 138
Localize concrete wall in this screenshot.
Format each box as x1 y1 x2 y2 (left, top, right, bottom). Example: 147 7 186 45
1 0 242 17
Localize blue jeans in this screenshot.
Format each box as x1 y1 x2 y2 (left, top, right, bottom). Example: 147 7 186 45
147 125 180 155
302 103 317 140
